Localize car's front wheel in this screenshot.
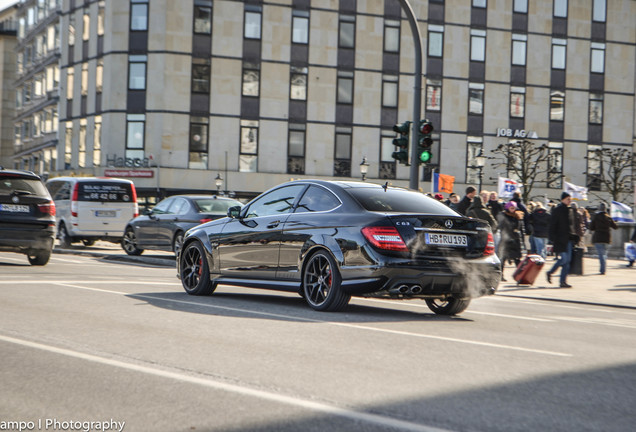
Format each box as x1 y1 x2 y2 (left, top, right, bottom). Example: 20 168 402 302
425 297 471 315
121 227 144 256
27 249 51 266
58 224 72 248
180 241 216 296
173 231 184 256
302 250 350 312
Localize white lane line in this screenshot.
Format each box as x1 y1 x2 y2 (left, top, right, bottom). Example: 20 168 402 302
491 295 636 316
49 282 571 357
0 333 451 432
545 316 636 330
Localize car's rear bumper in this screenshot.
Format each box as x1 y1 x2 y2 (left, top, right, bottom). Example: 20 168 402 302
0 225 56 253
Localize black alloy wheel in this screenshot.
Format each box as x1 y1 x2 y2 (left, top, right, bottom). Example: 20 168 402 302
425 297 471 315
121 227 144 256
58 224 72 248
173 231 184 256
82 239 96 247
28 249 51 266
302 250 350 312
180 241 216 296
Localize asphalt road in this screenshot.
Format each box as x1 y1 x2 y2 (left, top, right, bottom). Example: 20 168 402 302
1 251 635 432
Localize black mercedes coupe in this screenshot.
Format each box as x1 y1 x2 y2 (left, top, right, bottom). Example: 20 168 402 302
177 180 501 315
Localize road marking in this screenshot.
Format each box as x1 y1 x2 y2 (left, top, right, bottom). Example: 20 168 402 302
0 333 451 432
491 296 636 316
48 282 571 357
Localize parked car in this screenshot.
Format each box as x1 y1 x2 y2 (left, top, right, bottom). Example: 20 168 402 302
177 180 501 315
122 195 244 256
0 168 56 265
45 177 138 247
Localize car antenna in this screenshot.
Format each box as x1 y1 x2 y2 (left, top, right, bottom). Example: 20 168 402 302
382 181 389 192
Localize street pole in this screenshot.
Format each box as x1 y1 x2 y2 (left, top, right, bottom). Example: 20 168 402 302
396 0 423 191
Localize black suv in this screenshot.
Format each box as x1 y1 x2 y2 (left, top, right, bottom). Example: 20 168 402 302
0 168 56 265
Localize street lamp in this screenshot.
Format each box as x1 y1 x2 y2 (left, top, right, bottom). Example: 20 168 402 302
215 173 223 195
475 150 486 192
359 157 369 182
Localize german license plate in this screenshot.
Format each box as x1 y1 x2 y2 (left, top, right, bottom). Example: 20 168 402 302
95 210 116 217
0 204 30 213
425 233 468 247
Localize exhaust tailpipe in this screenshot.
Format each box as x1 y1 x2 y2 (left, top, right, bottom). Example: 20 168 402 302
397 285 409 294
410 285 423 294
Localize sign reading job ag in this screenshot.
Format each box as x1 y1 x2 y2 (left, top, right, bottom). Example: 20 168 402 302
496 128 539 139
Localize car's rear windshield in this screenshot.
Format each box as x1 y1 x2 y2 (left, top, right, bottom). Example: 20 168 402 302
78 182 134 202
345 187 458 215
0 177 49 197
194 198 241 214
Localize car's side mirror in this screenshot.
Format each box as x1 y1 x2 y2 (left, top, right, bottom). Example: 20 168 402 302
227 206 242 219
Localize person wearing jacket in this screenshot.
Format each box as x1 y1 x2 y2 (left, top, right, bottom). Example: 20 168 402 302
528 202 551 259
496 201 524 281
628 227 636 267
456 186 477 215
589 202 618 275
467 196 497 231
546 192 577 288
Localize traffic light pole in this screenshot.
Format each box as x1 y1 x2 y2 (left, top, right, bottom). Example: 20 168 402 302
397 0 423 191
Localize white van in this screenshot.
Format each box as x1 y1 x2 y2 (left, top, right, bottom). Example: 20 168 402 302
46 177 139 247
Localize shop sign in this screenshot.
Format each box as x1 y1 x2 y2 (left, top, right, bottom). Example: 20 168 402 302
104 169 154 178
496 128 538 139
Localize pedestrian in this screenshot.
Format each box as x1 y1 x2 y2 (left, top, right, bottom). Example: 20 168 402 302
487 191 503 220
546 192 578 288
625 227 636 267
528 201 551 259
456 186 477 215
496 201 524 281
467 195 497 232
434 193 444 202
589 202 618 275
479 189 490 205
445 193 460 211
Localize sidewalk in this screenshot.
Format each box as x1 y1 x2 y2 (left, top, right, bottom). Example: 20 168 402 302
53 242 636 310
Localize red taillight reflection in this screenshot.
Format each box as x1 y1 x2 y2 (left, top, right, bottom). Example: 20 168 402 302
199 218 212 224
37 201 56 216
361 226 408 252
483 232 495 256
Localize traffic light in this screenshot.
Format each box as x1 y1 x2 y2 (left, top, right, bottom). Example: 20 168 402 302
391 121 411 165
417 119 434 164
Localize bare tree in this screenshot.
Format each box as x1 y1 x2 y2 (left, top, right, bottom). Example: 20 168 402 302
585 147 635 202
489 140 563 203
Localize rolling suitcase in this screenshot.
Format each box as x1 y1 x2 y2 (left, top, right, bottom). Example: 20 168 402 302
569 247 584 275
513 254 545 286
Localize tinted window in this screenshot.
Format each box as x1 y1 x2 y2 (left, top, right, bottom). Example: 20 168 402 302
77 182 134 202
0 177 49 197
295 186 341 213
152 198 174 214
346 188 458 215
169 198 190 215
245 185 305 218
194 198 242 214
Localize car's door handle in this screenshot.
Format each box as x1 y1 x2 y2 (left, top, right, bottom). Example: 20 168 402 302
267 220 280 228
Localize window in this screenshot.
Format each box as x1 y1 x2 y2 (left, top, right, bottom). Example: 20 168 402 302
66 67 74 99
379 133 396 179
554 0 568 17
191 59 210 93
65 122 72 168
384 20 400 53
295 186 341 213
244 8 261 39
240 120 258 172
334 128 352 177
244 185 306 218
81 63 88 96
79 119 86 168
513 0 528 13
96 59 103 93
552 39 567 69
126 114 145 160
82 12 90 41
242 62 260 97
68 13 75 46
472 0 486 7
470 29 486 62
428 25 444 58
128 55 147 90
466 137 483 185
382 75 398 108
292 11 309 44
592 0 606 22
189 117 208 169
130 1 148 31
589 93 603 124
510 87 525 118
290 67 308 101
512 34 527 66
550 90 565 121
469 82 484 114
337 71 353 104
586 144 602 190
591 43 605 74
547 142 563 188
94 115 101 167
426 79 441 111
288 124 305 175
98 3 105 36
339 15 355 48
194 5 212 34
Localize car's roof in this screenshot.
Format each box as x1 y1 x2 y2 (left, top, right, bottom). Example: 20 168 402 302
168 194 241 201
0 167 41 180
46 176 134 184
279 179 408 192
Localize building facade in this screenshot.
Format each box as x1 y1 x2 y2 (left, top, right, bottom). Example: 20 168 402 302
0 2 18 168
14 0 636 204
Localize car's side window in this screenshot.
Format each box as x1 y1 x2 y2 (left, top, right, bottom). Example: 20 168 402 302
54 182 71 200
295 185 341 213
152 198 173 215
169 198 189 215
245 185 305 218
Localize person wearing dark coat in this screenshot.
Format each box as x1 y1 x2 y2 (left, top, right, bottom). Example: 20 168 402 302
456 186 477 216
589 202 618 274
467 196 497 231
627 227 636 267
528 202 551 259
487 191 503 220
496 201 524 281
546 192 578 287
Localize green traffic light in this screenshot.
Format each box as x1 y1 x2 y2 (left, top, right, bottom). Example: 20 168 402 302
419 151 432 163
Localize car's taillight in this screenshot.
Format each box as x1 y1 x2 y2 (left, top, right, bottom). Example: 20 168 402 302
361 226 408 252
131 184 139 217
38 201 56 216
483 232 495 256
71 183 79 217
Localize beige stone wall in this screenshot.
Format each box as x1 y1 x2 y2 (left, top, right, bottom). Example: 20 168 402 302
564 90 589 142
147 54 191 113
568 3 592 39
525 87 550 138
603 94 634 144
308 9 337 67
262 5 290 63
566 39 590 90
353 71 381 126
212 1 243 58
354 15 382 71
605 43 636 94
607 0 636 43
443 25 469 78
260 63 290 120
485 30 510 82
441 78 467 132
304 123 335 176
209 58 241 116
526 35 551 86
307 66 336 123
